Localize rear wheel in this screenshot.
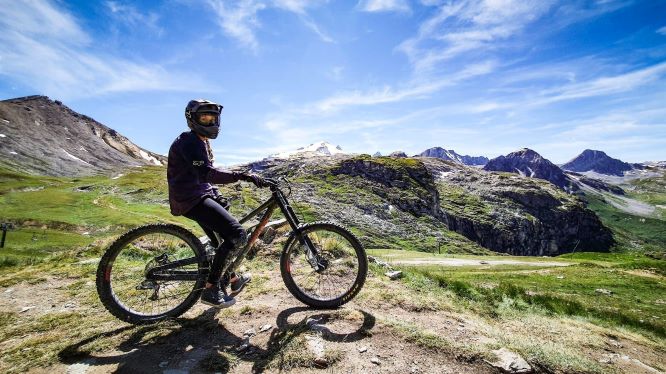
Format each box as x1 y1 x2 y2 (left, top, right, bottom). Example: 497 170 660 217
96 224 206 324
280 222 367 308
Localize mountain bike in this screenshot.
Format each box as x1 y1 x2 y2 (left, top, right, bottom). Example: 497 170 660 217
96 177 367 325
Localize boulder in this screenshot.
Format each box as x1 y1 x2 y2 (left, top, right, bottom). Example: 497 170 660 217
487 348 532 373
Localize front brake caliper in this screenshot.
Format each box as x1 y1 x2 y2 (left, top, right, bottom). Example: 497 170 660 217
304 246 329 272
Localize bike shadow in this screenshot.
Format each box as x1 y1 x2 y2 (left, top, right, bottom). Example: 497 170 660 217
58 306 376 373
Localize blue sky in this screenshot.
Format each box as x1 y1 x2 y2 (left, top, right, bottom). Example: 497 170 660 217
1 0 665 165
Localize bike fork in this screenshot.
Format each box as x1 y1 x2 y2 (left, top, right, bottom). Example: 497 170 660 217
299 234 327 272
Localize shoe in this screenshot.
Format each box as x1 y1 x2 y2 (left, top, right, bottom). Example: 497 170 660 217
229 273 252 297
201 285 236 308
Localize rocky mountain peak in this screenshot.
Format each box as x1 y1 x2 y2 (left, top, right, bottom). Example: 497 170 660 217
419 146 489 166
562 149 633 176
484 148 576 191
512 148 541 159
0 95 166 176
389 151 408 158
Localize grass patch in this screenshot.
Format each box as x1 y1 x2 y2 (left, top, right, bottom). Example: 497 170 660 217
0 166 202 269
404 259 666 339
437 183 493 223
629 174 666 206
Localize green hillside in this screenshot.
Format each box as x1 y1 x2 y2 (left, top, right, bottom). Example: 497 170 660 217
0 162 665 373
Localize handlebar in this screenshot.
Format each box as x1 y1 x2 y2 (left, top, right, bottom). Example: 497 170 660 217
267 176 292 197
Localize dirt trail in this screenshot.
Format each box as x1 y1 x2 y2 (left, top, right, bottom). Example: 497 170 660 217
3 271 493 374
2 266 664 374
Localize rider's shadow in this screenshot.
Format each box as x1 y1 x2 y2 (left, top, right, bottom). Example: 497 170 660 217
251 306 376 372
58 306 376 373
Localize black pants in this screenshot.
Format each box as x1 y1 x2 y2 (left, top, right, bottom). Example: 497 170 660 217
184 197 246 284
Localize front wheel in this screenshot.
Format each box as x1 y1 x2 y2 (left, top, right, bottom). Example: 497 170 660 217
280 222 367 309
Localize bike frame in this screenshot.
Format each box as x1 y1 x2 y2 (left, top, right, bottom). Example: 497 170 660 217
146 182 317 282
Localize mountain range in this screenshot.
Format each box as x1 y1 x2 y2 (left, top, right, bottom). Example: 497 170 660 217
0 95 628 256
2 95 662 197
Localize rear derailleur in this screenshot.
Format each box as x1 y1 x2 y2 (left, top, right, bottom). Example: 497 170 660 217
137 253 169 300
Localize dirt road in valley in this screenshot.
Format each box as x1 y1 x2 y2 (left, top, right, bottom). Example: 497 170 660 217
387 258 572 267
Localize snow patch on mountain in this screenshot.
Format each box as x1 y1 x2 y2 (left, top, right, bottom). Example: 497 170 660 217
61 149 92 166
270 141 346 158
438 171 452 179
139 149 162 166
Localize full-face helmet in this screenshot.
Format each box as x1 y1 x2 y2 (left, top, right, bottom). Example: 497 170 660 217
185 99 223 139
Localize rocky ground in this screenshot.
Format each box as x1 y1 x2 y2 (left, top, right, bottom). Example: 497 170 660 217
1 254 663 374
0 267 491 373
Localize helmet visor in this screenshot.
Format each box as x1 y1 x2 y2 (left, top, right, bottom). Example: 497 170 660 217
196 113 219 126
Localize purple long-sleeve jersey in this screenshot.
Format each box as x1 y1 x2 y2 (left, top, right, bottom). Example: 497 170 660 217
167 131 241 215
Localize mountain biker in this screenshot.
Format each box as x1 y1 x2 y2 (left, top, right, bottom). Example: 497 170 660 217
167 99 269 308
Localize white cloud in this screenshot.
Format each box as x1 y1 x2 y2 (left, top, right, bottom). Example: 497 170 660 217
446 60 666 114
300 15 335 43
531 123 666 163
357 0 411 13
273 0 326 14
537 61 666 104
398 0 555 73
207 0 266 52
0 0 210 99
0 0 89 44
657 26 666 36
105 1 164 36
206 0 333 51
305 60 496 113
398 1 630 75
